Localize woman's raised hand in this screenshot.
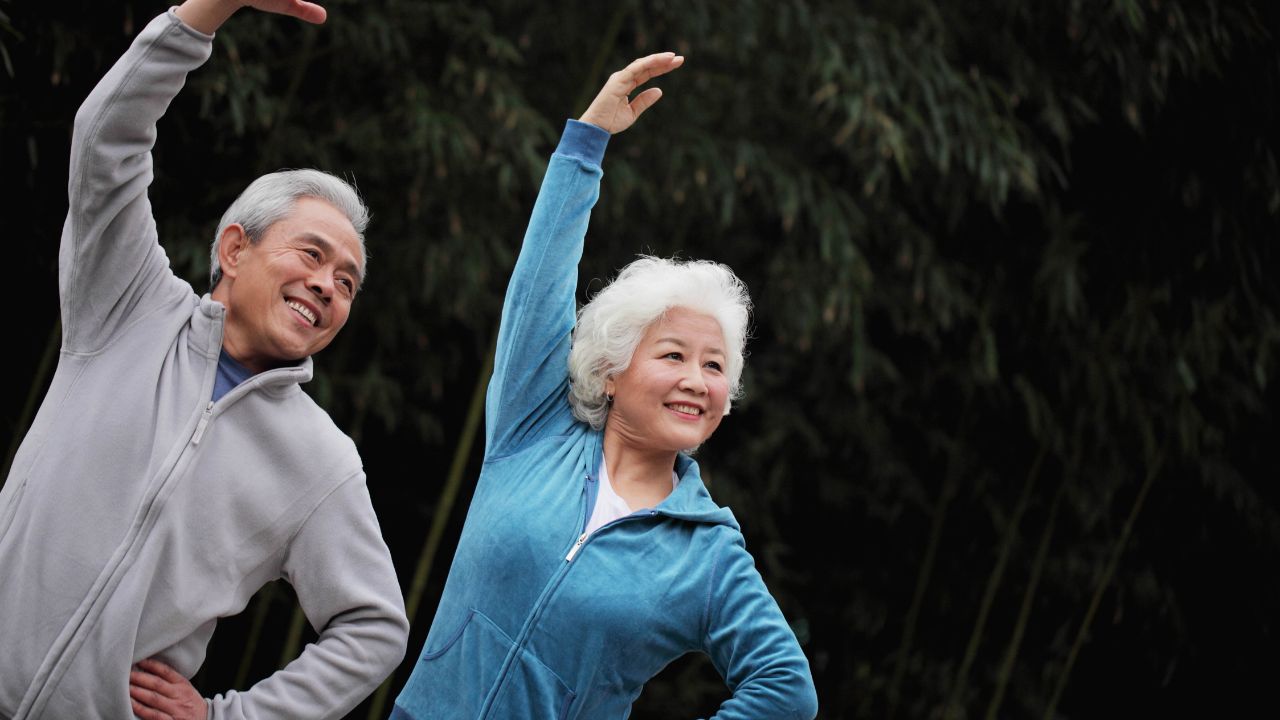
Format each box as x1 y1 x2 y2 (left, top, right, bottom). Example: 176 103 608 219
579 53 685 135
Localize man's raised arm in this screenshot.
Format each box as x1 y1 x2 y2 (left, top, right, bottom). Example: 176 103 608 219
59 0 326 355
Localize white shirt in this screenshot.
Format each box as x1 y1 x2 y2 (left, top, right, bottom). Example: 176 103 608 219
584 454 679 536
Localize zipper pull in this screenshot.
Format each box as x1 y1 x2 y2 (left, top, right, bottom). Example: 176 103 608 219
565 532 588 562
191 402 214 445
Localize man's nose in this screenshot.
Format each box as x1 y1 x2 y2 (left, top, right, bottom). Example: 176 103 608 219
308 273 333 303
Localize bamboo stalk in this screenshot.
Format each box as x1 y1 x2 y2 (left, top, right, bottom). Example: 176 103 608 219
234 581 280 689
364 337 494 719
277 603 308 671
887 472 955 719
1041 447 1166 720
887 397 971 719
984 478 1065 720
572 1 634 114
942 447 1046 719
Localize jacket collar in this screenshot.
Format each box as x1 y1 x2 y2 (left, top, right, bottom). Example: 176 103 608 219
588 430 740 530
661 453 740 530
194 294 314 395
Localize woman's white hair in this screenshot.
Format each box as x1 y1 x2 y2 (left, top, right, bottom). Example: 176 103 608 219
568 256 752 429
209 169 370 289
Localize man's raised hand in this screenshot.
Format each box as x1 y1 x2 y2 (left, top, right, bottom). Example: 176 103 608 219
175 0 327 35
579 53 685 135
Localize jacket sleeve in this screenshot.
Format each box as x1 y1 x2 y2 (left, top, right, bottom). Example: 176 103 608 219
59 9 207 354
206 475 410 720
483 120 610 459
702 535 819 720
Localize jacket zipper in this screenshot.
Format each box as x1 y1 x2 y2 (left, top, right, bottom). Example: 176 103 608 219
565 532 588 561
564 509 657 562
191 402 214 445
21 367 226 717
24 309 308 714
479 474 657 718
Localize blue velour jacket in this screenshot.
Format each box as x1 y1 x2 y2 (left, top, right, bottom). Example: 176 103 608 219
392 121 818 719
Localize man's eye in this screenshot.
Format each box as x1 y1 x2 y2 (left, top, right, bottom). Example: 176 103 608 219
305 249 321 260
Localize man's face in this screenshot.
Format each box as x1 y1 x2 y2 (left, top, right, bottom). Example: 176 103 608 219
214 197 363 373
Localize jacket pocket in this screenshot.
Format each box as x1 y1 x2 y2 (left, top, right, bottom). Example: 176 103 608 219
486 646 577 720
395 608 513 718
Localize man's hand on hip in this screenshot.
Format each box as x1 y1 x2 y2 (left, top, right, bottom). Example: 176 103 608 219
130 658 208 720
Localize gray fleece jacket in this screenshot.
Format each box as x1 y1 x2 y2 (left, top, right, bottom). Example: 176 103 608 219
0 10 408 720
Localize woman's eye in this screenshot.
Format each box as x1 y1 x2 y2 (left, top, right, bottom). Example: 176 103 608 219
665 352 683 361
705 361 723 371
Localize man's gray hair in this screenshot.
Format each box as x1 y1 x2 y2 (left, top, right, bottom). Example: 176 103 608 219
568 256 752 430
210 169 370 289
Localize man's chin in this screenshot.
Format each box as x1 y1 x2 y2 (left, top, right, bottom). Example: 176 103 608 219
274 332 334 361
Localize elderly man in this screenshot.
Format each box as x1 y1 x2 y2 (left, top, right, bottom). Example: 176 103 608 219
0 1 408 718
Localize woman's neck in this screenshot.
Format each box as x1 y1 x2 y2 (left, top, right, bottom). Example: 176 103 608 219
603 424 678 509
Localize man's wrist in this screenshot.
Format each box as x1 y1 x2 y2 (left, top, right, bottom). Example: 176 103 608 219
173 0 239 35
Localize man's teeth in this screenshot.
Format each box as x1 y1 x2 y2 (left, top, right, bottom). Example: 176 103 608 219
286 300 317 326
669 404 702 415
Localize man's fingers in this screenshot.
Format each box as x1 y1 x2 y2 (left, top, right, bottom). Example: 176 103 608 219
132 658 204 720
130 669 170 694
131 698 171 720
137 658 185 684
129 679 168 704
284 0 327 24
245 0 328 24
130 682 173 714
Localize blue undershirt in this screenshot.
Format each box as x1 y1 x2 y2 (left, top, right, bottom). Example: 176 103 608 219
213 349 254 402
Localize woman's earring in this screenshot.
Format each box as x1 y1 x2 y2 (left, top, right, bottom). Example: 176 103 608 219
606 394 614 404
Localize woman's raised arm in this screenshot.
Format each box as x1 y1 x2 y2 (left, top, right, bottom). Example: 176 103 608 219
483 53 683 458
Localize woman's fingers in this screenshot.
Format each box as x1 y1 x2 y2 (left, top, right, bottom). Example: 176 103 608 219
579 52 685 134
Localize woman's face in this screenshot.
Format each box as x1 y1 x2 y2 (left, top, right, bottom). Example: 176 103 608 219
605 307 730 453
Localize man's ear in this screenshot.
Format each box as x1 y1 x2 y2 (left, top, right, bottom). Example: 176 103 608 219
217 224 250 280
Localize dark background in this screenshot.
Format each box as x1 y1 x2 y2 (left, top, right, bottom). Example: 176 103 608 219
3 1 1279 718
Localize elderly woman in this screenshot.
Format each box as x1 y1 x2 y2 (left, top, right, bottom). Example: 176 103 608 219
392 54 818 719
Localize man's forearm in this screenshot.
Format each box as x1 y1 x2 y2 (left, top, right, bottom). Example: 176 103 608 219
204 478 408 720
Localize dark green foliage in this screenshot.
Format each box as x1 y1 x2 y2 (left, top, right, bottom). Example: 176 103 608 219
3 0 1278 717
